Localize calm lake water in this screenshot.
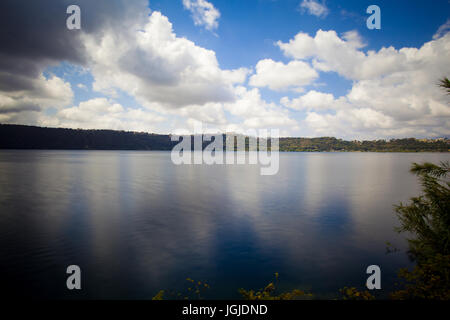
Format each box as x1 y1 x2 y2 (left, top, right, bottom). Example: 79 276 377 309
0 150 449 299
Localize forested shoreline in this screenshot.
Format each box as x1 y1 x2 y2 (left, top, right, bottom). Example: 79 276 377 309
0 124 448 152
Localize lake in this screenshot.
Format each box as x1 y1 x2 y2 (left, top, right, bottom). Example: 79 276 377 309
0 150 448 299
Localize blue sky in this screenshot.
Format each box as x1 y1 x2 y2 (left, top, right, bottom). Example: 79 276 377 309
151 0 450 99
150 0 448 65
1 0 449 139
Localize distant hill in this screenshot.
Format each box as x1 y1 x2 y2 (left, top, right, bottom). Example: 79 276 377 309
279 137 450 152
0 124 176 150
0 124 448 152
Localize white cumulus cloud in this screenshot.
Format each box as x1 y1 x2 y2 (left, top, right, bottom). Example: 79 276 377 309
38 98 166 132
299 0 329 18
249 59 318 91
278 30 450 139
182 0 220 31
224 86 298 132
281 90 337 111
433 19 450 40
83 11 248 111
0 74 73 122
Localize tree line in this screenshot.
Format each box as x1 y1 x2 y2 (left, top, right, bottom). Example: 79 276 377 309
1 124 448 152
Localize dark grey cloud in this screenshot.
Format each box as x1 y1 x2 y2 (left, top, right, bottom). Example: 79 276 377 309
0 0 149 73
0 71 37 92
0 102 40 114
118 48 180 86
0 0 149 118
0 0 84 75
